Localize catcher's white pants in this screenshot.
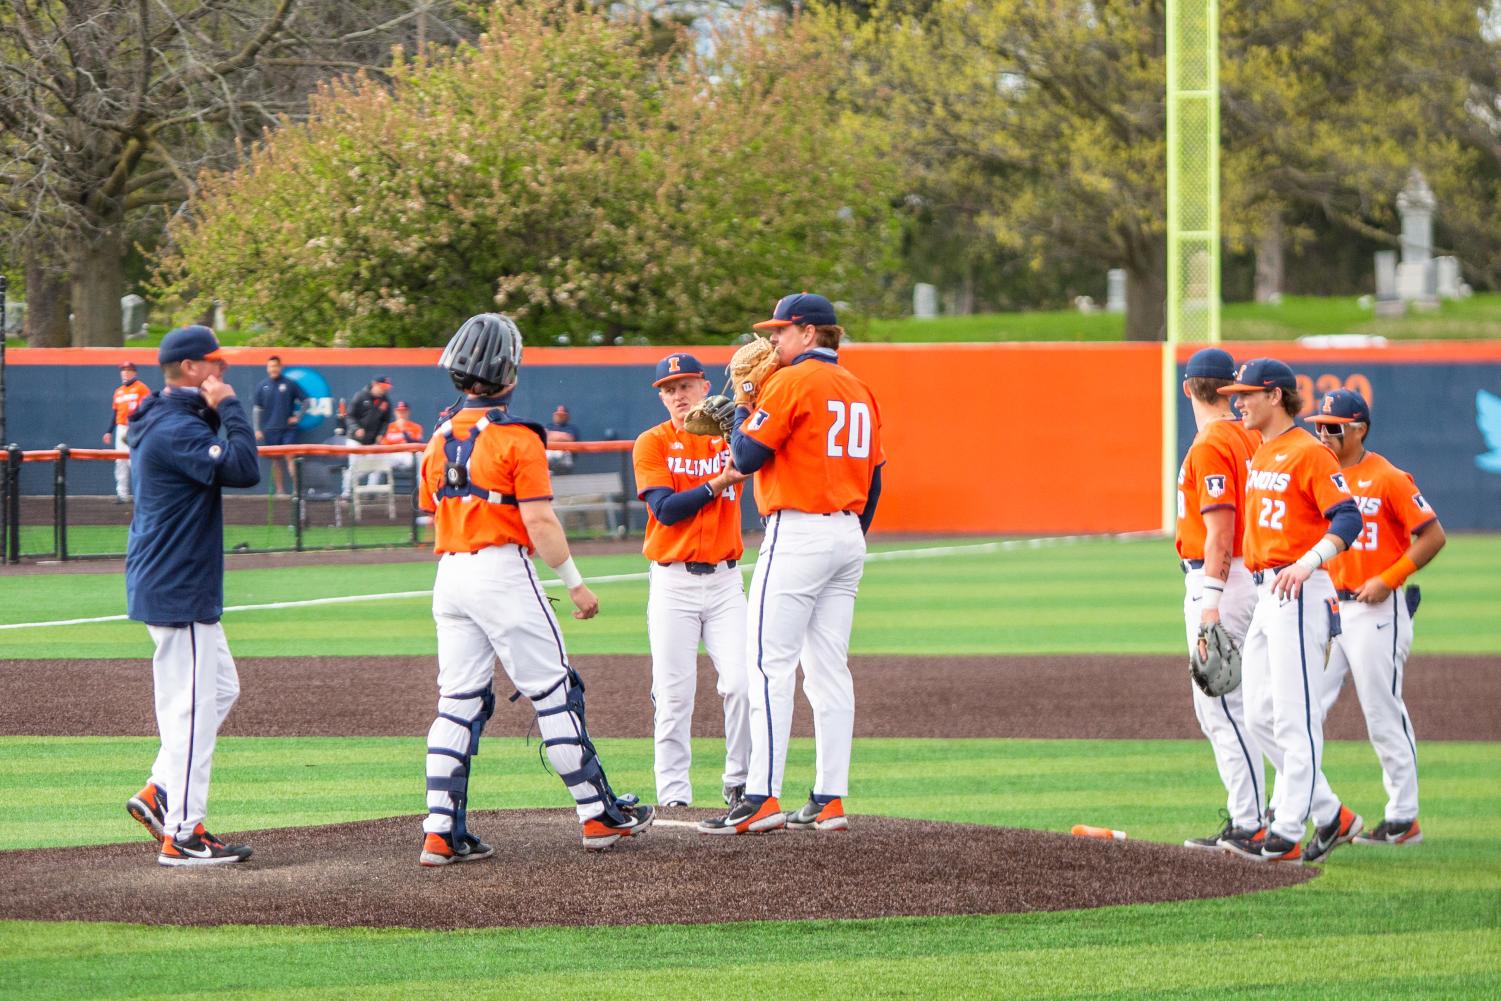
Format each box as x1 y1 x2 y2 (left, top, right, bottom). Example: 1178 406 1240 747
145 622 241 841
1323 591 1419 821
1183 560 1270 830
1241 568 1344 842
745 510 865 801
647 561 750 804
427 545 603 832
114 424 132 500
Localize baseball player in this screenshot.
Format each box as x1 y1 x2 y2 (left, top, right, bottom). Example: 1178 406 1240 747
1175 348 1273 851
252 355 308 496
415 313 653 865
1214 359 1364 864
103 361 151 503
1309 389 1445 846
633 352 751 809
122 326 260 866
701 293 884 836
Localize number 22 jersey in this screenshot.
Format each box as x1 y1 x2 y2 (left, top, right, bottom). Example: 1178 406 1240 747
1241 425 1353 572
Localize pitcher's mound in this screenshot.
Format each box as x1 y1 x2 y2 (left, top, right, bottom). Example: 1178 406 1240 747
0 810 1311 929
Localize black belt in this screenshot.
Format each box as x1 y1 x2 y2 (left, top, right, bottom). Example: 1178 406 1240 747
1335 589 1361 601
659 560 736 575
1180 559 1205 574
1251 565 1292 585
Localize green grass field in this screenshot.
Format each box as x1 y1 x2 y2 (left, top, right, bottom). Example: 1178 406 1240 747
1 535 1497 999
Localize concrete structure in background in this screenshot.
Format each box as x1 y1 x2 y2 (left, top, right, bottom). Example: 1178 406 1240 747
912 283 939 319
1395 170 1439 310
1106 269 1127 313
120 295 146 339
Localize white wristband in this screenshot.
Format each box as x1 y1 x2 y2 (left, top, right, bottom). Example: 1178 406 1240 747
1200 578 1226 611
555 556 584 589
1295 537 1340 572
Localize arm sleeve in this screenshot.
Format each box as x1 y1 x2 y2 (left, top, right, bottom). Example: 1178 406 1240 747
859 463 884 535
1393 472 1438 535
1325 499 1361 547
642 484 716 526
172 397 260 489
252 405 265 433
1190 439 1236 513
730 406 777 472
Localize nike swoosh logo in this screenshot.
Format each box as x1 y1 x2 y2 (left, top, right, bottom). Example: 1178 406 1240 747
177 844 216 858
1358 480 1373 487
1274 454 1288 461
1377 622 1392 630
1191 596 1202 603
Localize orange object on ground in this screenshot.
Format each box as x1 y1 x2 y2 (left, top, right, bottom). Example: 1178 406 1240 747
1071 824 1127 841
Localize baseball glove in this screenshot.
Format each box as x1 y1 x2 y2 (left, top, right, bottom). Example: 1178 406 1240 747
1190 621 1242 697
729 337 780 407
683 395 735 437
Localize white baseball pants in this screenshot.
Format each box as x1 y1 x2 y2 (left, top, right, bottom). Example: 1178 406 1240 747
647 561 750 804
1241 568 1344 842
145 622 241 841
1324 592 1419 822
427 545 603 832
1183 560 1270 830
114 424 132 500
745 510 865 802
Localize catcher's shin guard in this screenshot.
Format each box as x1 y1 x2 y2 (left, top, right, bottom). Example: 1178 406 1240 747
531 667 629 823
425 685 496 841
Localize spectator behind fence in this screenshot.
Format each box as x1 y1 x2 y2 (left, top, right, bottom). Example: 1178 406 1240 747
252 355 308 497
380 400 425 472
103 361 151 504
348 375 394 444
545 404 581 471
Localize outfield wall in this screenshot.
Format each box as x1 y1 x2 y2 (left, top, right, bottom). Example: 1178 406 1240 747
7 340 1500 532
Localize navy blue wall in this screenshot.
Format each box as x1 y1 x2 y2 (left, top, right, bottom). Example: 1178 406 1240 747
1177 359 1501 530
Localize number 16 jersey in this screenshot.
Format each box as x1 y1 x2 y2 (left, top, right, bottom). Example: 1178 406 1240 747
739 355 884 516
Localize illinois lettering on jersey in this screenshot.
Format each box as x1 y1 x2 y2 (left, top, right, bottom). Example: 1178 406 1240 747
1175 418 1257 560
740 358 883 515
1241 427 1353 571
633 422 743 564
418 409 551 554
1326 451 1438 591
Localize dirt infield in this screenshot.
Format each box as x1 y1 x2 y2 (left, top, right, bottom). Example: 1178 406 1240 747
0 809 1312 929
3 654 1495 741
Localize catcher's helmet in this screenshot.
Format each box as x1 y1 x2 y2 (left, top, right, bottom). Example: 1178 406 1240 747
439 313 523 392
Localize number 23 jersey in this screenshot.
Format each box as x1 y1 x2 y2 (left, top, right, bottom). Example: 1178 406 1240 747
1242 426 1353 572
739 356 885 516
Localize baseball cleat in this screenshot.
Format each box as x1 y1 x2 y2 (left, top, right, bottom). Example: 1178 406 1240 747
1303 804 1364 864
723 783 746 810
785 793 848 832
125 782 167 840
419 830 495 867
1257 833 1303 863
1353 818 1422 846
1218 827 1273 861
1184 813 1261 853
699 796 785 835
581 803 655 850
157 825 252 867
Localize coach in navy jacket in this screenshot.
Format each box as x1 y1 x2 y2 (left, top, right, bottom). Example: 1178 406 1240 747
126 328 260 624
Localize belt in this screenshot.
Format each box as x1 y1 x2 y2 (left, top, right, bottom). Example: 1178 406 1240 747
659 560 736 575
1335 589 1361 601
1180 559 1204 574
1251 565 1292 585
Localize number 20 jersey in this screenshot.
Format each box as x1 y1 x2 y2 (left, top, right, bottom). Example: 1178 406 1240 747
1241 426 1353 572
739 356 884 516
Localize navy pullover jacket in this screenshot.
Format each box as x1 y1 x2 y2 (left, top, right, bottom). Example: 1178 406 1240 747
125 388 261 625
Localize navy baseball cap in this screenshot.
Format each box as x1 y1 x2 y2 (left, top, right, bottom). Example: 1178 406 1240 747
158 325 226 365
373 374 392 386
1308 388 1371 426
1185 347 1235 380
752 292 838 330
1218 358 1296 395
652 352 708 387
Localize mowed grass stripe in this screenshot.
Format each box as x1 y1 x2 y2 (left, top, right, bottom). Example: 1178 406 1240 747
3 535 1498 657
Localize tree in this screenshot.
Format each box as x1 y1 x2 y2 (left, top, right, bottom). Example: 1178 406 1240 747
155 1 902 345
844 0 1480 339
0 1 476 346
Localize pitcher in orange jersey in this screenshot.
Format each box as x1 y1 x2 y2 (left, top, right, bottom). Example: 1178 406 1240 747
414 314 653 865
1174 348 1272 853
1215 359 1365 865
1310 389 1445 846
633 352 752 810
700 293 885 836
103 361 152 503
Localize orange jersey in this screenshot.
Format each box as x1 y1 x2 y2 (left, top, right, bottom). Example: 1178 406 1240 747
1241 426 1354 572
632 421 743 564
1176 418 1258 560
112 380 151 425
740 356 884 516
382 418 424 444
1326 451 1438 592
418 407 551 554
